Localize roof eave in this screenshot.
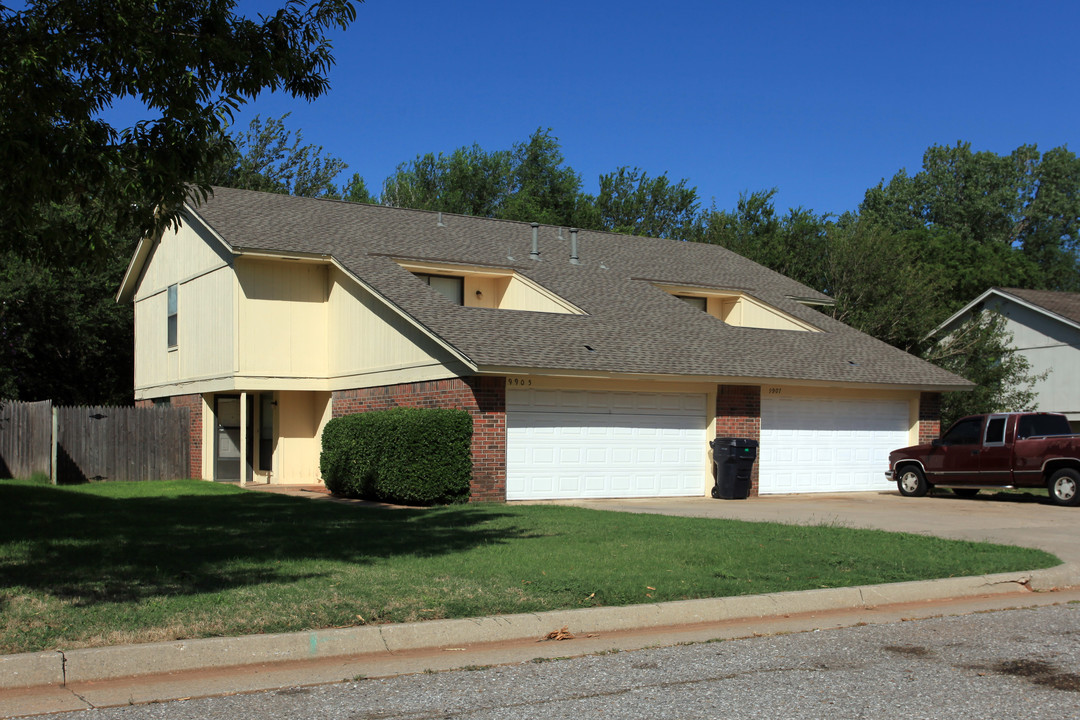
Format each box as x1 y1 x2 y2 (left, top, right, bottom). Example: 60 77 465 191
927 287 1080 340
474 365 973 391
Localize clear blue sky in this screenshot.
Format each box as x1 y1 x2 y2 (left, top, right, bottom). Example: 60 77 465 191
108 0 1080 216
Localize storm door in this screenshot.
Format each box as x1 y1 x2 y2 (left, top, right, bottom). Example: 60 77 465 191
214 396 242 481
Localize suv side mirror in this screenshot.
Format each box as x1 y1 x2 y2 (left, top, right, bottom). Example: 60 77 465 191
931 438 943 447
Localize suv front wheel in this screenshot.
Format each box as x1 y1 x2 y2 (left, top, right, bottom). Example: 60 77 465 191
897 466 930 497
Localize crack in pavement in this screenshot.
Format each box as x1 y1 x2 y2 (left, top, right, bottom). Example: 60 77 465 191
343 662 866 719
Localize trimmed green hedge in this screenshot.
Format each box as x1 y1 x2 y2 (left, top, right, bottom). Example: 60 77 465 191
320 407 472 505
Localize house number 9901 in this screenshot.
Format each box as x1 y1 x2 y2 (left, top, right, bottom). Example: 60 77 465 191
768 387 782 394
507 378 533 387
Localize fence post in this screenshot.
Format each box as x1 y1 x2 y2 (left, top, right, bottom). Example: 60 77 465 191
50 405 58 485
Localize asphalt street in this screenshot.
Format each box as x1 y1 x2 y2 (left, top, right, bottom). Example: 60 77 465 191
35 601 1080 720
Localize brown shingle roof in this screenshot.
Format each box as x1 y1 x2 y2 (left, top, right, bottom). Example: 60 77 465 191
997 288 1080 327
191 186 969 389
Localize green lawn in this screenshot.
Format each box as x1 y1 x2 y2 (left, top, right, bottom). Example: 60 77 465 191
0 479 1060 655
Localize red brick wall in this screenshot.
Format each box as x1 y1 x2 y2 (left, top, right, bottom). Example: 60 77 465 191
134 399 152 409
716 384 762 496
918 392 941 445
169 394 204 479
332 377 506 502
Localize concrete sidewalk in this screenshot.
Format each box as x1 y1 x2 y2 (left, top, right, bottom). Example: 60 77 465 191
3 489 1078 718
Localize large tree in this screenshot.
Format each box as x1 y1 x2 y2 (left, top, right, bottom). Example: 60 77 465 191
595 167 699 239
860 142 1080 293
0 0 358 247
381 129 596 227
210 113 350 198
381 143 513 217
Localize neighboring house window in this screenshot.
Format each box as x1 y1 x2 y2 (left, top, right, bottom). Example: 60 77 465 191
167 284 178 349
414 273 464 305
259 393 273 472
675 295 707 311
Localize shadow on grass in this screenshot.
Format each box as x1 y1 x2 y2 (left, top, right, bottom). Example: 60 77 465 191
0 483 530 607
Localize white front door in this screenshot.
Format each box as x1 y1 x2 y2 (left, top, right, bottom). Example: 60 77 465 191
506 389 708 500
759 395 909 494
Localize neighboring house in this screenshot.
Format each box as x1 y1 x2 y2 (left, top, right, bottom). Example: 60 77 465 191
932 288 1080 432
117 187 968 500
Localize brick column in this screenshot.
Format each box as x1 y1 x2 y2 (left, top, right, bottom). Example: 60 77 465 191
169 394 204 480
716 385 762 496
918 392 941 445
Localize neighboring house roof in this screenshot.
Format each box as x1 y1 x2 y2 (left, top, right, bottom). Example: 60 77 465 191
135 186 970 390
933 287 1080 336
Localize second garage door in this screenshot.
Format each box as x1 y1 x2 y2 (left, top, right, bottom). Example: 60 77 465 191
506 389 707 500
759 395 910 494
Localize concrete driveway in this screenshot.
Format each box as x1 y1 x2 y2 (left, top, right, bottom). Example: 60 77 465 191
555 490 1080 566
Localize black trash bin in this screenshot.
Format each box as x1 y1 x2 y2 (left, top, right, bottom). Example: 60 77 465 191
710 437 758 499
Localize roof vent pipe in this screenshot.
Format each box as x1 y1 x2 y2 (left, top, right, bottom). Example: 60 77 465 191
529 222 540 260
437 212 445 227
570 228 581 265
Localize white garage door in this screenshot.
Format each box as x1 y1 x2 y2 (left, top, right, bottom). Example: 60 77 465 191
506 389 708 500
759 395 910 494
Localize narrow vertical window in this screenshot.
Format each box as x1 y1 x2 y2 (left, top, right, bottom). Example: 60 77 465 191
167 284 178 349
259 393 274 472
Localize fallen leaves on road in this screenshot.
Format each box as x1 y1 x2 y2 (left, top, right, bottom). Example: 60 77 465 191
540 626 575 641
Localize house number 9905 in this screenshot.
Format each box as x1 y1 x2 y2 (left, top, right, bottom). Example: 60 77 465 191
507 378 533 387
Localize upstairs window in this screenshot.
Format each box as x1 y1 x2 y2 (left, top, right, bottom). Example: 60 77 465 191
675 295 708 311
167 284 178 349
414 273 464 305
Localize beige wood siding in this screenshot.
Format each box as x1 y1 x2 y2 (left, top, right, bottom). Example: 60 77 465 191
327 267 460 385
134 292 169 388
133 218 236 393
133 219 231 301
273 390 331 484
739 297 814 331
180 267 236 380
501 275 576 313
236 258 329 379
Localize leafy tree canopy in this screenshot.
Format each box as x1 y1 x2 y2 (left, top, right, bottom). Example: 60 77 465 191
381 128 594 227
0 0 358 245
861 142 1080 291
595 167 700 238
209 113 349 198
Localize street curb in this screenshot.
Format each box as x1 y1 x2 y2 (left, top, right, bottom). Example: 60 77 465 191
3 564 1076 691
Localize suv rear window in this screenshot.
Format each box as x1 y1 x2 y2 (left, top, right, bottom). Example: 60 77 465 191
1017 414 1072 439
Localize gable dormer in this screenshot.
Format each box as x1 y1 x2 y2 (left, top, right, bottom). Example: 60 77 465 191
396 260 584 315
659 284 821 332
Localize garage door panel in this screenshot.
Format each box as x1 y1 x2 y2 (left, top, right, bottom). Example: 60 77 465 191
760 396 908 494
507 390 706 500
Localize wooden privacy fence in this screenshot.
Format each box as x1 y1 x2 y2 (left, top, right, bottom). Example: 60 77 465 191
0 400 190 483
0 400 52 479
